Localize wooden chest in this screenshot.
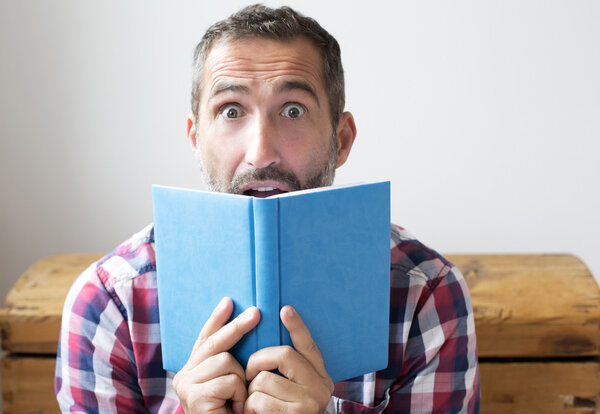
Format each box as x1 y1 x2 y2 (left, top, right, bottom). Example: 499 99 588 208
1 253 599 413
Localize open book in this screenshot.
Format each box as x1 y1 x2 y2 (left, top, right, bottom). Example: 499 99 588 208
153 181 390 382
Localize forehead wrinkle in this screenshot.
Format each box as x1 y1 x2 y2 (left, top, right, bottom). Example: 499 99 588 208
205 60 323 94
201 38 327 107
207 62 321 83
209 51 320 74
208 71 321 95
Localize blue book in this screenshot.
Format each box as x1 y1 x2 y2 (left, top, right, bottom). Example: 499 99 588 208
153 182 390 383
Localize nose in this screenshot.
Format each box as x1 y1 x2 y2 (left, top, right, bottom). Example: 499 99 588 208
244 115 280 169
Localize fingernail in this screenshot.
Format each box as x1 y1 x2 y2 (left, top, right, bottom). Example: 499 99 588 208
217 297 228 310
285 306 295 318
242 308 255 322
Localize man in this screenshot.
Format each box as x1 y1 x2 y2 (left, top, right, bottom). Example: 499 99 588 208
55 4 480 413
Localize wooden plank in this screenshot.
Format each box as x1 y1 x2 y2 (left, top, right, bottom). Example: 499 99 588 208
0 254 101 354
448 254 600 358
1 356 58 414
479 361 600 414
1 253 599 358
2 355 598 414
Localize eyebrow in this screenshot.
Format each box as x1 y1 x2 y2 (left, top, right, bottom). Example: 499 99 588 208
276 80 320 107
208 80 321 106
209 83 250 100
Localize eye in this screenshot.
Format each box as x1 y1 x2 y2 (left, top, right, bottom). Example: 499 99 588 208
220 105 242 119
281 103 305 119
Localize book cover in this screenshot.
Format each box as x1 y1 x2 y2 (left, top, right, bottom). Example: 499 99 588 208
153 182 390 383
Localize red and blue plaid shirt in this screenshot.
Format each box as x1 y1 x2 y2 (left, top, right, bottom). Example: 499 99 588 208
55 223 480 413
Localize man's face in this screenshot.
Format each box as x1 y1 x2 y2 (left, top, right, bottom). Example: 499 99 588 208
188 36 354 197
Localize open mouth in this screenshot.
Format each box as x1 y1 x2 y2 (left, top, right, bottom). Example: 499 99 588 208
242 186 288 198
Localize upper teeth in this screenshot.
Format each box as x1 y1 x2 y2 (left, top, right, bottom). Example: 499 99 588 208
253 187 275 192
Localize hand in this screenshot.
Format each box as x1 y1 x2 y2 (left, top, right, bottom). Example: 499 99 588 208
244 305 334 413
173 297 260 414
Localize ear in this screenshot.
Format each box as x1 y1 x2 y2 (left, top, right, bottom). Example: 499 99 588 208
187 114 200 161
334 111 357 168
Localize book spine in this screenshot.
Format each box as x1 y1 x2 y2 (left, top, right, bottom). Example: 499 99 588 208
252 198 280 349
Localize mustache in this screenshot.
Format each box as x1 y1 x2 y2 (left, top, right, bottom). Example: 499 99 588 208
230 167 302 193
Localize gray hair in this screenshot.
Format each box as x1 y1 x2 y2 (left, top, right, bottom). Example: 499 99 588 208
191 4 345 130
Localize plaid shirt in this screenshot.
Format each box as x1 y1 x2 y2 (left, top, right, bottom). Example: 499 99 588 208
55 223 480 413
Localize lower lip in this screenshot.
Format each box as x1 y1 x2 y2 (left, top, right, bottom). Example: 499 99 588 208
243 189 288 198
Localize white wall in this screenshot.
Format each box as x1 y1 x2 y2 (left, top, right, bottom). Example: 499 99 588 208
1 0 599 308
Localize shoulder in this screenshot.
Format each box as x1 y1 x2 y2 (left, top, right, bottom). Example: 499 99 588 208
57 224 170 411
390 223 454 288
94 223 156 291
388 223 474 329
63 224 156 320
381 225 479 412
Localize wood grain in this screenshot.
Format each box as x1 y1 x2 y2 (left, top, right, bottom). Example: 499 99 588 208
447 254 600 357
1 253 598 413
2 356 598 414
1 254 599 358
480 361 600 414
0 254 101 354
1 356 58 414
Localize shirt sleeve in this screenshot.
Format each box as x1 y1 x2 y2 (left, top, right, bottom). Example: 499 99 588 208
55 265 148 413
384 264 480 413
328 264 480 413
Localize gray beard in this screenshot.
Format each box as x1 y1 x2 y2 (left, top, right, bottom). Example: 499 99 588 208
198 134 338 194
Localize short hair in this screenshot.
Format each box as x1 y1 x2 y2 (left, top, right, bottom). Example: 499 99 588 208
191 4 345 129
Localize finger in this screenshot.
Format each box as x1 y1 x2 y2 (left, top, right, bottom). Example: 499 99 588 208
176 373 247 414
245 345 313 384
184 297 234 369
247 370 297 402
232 399 245 414
189 351 246 385
195 297 233 348
244 391 289 414
191 306 260 365
280 305 329 379
202 373 248 404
